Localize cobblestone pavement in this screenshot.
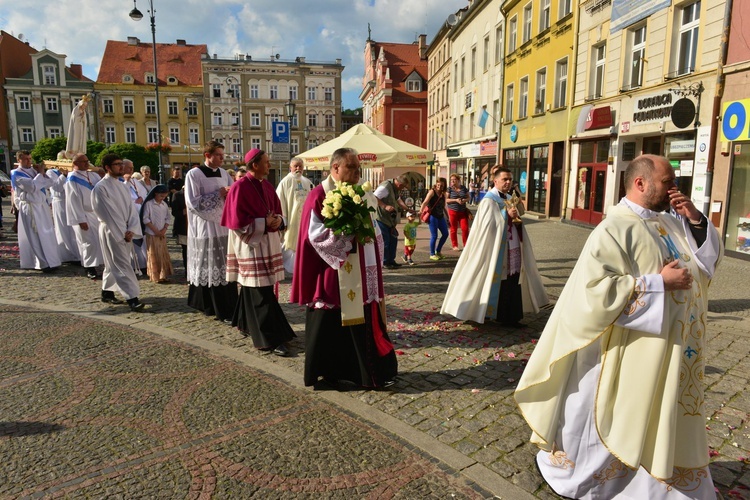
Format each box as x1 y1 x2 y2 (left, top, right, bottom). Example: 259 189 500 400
0 200 748 499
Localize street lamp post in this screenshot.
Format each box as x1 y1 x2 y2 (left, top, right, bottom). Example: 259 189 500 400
284 99 295 177
225 75 242 158
129 0 165 184
304 126 310 150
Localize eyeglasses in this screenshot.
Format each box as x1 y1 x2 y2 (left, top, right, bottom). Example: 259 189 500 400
111 161 124 166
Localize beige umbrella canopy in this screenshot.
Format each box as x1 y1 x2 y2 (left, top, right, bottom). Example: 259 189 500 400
297 124 431 170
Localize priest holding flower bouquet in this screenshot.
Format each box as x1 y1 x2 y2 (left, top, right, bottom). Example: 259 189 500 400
291 147 398 390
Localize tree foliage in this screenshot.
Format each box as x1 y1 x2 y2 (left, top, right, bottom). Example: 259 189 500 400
94 143 157 168
31 137 68 163
86 141 107 161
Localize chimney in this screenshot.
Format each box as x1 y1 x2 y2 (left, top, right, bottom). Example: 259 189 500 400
418 34 427 60
176 39 186 46
69 64 83 79
127 36 139 46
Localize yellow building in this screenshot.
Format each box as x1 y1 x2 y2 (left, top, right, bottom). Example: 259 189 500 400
95 37 207 169
500 0 577 217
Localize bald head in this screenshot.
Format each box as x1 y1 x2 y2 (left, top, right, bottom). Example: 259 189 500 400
624 154 676 211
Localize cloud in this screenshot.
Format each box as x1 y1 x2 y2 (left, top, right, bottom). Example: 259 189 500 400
2 0 467 109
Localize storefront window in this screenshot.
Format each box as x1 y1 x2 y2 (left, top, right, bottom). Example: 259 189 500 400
529 145 549 213
504 147 528 195
573 139 610 225
664 132 695 195
726 146 750 255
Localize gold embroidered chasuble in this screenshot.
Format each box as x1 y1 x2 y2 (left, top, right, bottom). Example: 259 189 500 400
516 204 718 481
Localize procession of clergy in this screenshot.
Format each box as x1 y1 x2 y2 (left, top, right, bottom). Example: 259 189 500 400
11 141 722 499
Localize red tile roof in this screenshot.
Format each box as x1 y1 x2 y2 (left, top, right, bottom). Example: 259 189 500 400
97 39 207 86
372 42 427 102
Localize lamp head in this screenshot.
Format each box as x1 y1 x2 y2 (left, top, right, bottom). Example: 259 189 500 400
284 100 295 119
129 7 144 21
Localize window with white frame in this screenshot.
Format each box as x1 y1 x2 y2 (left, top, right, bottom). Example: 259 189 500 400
213 112 223 126
519 77 529 119
187 101 198 116
228 83 239 98
147 126 158 143
540 0 551 31
591 44 606 98
231 112 239 126
18 96 30 111
307 87 316 100
270 85 278 100
505 84 514 121
554 58 568 109
461 56 466 85
43 65 56 85
536 68 547 113
170 127 180 144
105 126 116 144
325 114 334 128
232 138 241 154
523 4 532 44
558 0 571 19
189 126 199 145
291 138 299 155
471 46 477 80
21 127 34 143
145 99 156 115
308 113 317 127
251 137 261 150
250 84 259 99
484 36 490 71
270 113 279 124
629 25 646 88
123 98 134 114
291 113 298 128
509 16 518 52
103 98 114 114
212 84 221 98
168 100 178 115
325 87 333 101
47 127 62 138
125 126 136 143
454 63 459 91
45 96 59 112
251 112 260 127
406 77 422 92
289 86 298 100
495 26 503 63
677 1 700 75
146 73 155 84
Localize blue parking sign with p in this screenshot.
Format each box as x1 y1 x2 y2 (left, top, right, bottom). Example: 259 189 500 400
272 122 290 143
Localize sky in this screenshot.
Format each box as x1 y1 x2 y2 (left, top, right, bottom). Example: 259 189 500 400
0 0 468 110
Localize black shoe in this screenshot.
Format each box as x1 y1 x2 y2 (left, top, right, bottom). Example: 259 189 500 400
86 268 97 280
40 266 57 274
127 298 145 311
272 344 291 357
101 292 124 305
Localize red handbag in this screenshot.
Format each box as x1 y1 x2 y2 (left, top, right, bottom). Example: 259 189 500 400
420 191 440 223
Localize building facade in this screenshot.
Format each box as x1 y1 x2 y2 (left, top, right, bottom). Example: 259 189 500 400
567 0 723 226
361 36 428 186
95 37 207 169
712 0 749 258
500 0 577 217
5 49 94 155
446 0 504 191
203 54 343 184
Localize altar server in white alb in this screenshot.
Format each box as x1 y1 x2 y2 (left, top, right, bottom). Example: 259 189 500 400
276 156 313 273
184 140 238 322
122 159 149 276
46 165 80 263
65 153 103 280
10 150 61 272
515 155 722 499
91 154 145 311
